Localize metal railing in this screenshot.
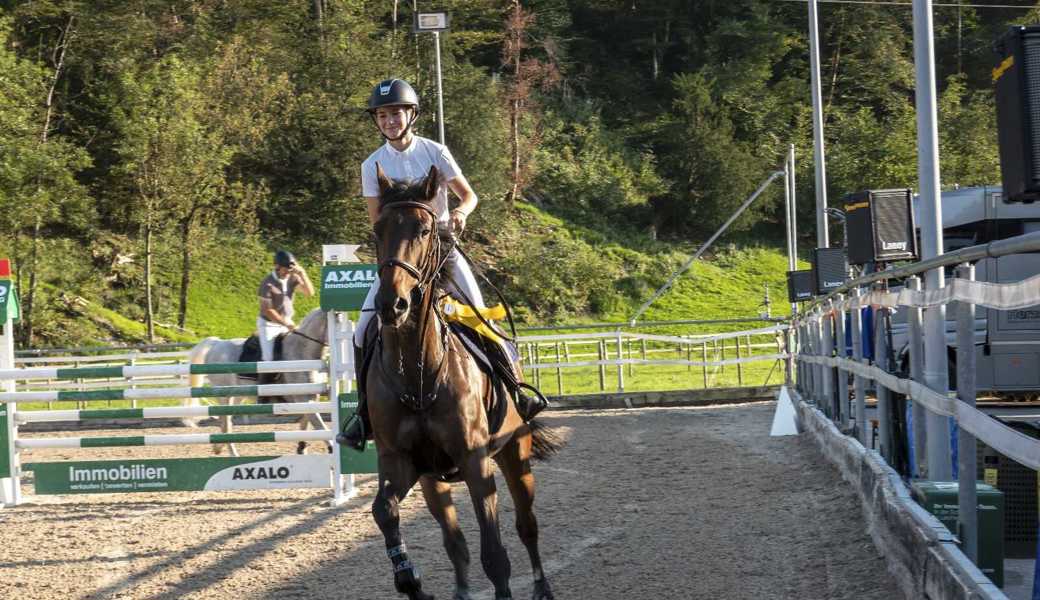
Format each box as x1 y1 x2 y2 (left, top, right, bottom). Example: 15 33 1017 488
518 325 789 395
793 229 1040 567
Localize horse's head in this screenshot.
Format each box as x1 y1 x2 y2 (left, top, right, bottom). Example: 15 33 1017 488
373 162 442 328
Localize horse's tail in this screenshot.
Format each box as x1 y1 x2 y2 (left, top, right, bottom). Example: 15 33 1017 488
527 419 566 461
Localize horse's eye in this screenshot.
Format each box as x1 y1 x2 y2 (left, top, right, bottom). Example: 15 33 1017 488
420 228 432 238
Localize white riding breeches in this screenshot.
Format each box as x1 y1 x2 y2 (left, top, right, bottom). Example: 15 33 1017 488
354 247 485 347
256 317 289 362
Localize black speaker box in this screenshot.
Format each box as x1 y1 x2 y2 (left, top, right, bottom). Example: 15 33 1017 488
842 189 918 265
994 26 1040 203
812 248 847 295
786 270 815 303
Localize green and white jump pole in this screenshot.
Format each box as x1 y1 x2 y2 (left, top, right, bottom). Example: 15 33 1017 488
0 247 382 508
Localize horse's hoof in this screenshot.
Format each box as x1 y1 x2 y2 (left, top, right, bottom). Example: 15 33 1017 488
532 578 554 600
394 562 425 596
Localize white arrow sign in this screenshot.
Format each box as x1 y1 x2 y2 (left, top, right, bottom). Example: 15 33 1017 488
322 244 361 264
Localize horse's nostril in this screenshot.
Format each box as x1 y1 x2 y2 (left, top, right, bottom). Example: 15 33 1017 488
394 296 409 313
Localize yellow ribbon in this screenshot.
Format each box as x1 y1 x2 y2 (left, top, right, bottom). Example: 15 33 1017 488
439 298 507 345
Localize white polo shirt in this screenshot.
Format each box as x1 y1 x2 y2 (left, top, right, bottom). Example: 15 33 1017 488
361 135 462 223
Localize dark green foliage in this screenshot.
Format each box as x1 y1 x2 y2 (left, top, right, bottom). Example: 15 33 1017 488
0 0 1018 346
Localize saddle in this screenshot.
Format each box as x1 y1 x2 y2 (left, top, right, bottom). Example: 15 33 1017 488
237 333 286 403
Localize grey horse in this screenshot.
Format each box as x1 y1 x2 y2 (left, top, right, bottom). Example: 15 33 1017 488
187 308 331 456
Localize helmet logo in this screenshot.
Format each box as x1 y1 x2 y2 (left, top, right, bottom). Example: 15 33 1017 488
379 82 393 96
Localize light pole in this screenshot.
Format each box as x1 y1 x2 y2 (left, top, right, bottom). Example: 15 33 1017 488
414 11 451 144
807 0 829 249
912 0 952 480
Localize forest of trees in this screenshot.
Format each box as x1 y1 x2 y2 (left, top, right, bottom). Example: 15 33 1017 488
0 0 1034 346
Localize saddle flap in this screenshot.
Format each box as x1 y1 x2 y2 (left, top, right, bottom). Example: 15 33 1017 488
239 335 262 363
447 322 509 435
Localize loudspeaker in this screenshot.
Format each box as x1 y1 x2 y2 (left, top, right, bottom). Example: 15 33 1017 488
786 270 815 303
812 248 847 295
994 26 1040 203
842 189 918 265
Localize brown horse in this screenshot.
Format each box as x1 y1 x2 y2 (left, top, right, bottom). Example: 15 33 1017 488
364 163 561 600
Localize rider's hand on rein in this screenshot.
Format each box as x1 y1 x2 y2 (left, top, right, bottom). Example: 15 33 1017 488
450 208 468 235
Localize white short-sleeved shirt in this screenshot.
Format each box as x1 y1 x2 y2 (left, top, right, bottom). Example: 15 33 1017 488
361 136 462 223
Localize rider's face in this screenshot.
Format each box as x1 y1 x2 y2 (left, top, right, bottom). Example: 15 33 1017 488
375 106 413 139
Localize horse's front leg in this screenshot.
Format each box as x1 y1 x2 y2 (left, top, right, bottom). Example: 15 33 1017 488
420 475 472 599
462 449 512 600
373 453 431 600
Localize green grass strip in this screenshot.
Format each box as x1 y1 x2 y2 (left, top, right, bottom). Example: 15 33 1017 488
190 363 258 375
55 366 126 380
190 386 258 398
81 436 146 447
210 432 277 444
207 404 275 416
78 408 145 420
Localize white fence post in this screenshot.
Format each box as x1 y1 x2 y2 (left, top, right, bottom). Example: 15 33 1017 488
907 276 928 478
850 289 867 446
955 263 978 563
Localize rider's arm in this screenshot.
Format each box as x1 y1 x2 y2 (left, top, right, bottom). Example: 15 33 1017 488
446 175 477 232
291 265 315 297
259 297 294 328
365 196 380 227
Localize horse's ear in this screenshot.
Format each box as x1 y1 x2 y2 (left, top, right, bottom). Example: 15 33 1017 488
423 165 439 201
376 162 393 196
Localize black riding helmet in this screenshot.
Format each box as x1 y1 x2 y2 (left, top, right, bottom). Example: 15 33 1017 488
366 78 420 141
274 250 296 268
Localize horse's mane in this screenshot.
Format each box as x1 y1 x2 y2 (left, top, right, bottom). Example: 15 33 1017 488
297 307 325 331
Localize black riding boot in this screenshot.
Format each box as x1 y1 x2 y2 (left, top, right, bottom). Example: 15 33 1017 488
515 383 549 422
483 339 549 422
336 346 372 452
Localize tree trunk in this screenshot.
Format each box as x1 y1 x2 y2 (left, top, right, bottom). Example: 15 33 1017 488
13 228 24 345
510 98 521 204
177 212 197 330
145 221 155 342
508 1 523 205
23 217 41 346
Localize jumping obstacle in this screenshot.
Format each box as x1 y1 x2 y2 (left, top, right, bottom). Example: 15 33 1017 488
0 245 381 508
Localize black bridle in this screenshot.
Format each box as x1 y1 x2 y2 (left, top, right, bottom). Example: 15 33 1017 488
375 200 453 410
377 201 451 286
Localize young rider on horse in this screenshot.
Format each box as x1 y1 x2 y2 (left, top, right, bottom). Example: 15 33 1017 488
338 78 545 451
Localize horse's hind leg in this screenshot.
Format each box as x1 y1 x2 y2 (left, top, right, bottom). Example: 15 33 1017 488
420 475 472 600
295 412 332 455
214 396 239 457
497 432 554 600
462 450 512 600
373 454 432 600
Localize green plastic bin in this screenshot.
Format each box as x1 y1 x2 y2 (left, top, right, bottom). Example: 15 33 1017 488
910 480 1005 587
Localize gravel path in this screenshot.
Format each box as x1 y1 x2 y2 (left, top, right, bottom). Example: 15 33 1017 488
0 402 902 600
